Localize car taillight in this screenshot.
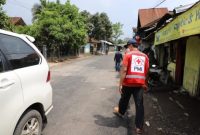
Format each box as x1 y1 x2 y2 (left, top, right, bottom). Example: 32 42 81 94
47 71 51 82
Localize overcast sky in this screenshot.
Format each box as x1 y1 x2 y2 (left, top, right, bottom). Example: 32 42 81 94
3 0 199 38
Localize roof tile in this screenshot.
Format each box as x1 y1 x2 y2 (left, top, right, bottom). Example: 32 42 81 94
138 8 168 28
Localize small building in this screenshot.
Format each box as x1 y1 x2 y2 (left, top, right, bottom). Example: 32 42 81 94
137 8 169 66
137 8 169 50
96 40 113 55
80 38 100 54
154 1 200 96
10 17 26 26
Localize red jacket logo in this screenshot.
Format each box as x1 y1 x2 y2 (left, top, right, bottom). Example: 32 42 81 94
131 55 145 73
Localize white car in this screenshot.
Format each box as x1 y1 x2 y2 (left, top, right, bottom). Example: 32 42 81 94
0 29 53 135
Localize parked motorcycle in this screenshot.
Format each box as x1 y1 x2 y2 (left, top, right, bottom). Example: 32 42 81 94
147 64 173 91
147 64 162 91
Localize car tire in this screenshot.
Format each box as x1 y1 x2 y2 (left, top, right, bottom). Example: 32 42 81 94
14 110 43 135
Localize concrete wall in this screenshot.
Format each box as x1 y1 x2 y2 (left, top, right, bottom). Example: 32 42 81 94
183 36 200 96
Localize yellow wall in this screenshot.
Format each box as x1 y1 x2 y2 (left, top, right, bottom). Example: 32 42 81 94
183 36 200 96
167 62 176 81
154 3 200 45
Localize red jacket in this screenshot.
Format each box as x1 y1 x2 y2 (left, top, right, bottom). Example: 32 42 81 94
123 51 149 86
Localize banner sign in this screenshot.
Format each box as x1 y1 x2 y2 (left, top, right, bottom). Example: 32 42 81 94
154 2 200 45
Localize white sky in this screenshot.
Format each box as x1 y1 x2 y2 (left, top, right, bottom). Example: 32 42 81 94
4 0 199 38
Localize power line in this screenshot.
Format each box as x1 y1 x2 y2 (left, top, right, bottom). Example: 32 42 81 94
15 0 33 7
154 0 167 8
7 0 30 11
14 0 30 10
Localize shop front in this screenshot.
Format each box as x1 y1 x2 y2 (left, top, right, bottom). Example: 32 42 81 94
154 2 200 96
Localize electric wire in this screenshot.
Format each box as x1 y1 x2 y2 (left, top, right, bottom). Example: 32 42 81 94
154 0 167 8
7 0 30 11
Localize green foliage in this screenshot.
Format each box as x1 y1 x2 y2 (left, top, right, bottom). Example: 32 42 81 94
100 13 112 40
117 39 125 44
81 11 113 41
32 0 48 22
0 0 12 29
80 10 94 36
123 37 131 43
89 12 112 40
17 0 87 58
15 0 115 58
0 0 6 5
112 22 123 44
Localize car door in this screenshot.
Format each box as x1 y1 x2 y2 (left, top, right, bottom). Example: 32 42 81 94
0 33 50 110
0 51 23 135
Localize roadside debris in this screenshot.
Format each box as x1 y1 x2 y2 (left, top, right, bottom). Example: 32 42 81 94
184 112 189 117
175 100 185 110
152 97 158 102
169 97 174 101
145 121 150 127
173 90 179 94
157 128 163 131
153 105 157 109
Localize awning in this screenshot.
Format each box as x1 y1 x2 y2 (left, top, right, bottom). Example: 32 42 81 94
100 40 113 45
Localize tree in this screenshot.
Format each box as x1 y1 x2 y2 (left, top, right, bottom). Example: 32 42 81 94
32 0 48 22
117 39 125 44
89 12 112 40
80 11 113 41
17 0 87 59
112 22 123 44
28 1 87 58
123 37 131 43
80 10 94 36
99 13 112 41
0 0 11 29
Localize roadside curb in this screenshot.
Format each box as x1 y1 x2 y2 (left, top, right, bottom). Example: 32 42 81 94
48 55 92 69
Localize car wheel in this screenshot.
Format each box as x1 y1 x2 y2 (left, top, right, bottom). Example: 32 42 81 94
14 110 43 135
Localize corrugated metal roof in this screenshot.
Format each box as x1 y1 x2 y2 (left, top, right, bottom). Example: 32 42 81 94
138 8 168 28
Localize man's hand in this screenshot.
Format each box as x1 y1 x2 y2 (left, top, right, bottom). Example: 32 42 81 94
119 65 126 94
119 85 122 94
142 85 148 93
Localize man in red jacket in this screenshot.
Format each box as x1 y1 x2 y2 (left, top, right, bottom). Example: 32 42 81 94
114 39 149 134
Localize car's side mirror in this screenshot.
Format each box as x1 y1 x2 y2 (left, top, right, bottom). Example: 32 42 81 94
21 34 35 42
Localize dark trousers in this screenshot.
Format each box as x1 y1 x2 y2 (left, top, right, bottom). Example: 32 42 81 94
118 86 144 129
115 61 121 71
